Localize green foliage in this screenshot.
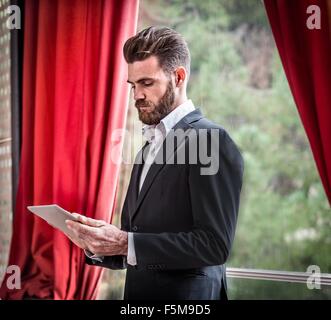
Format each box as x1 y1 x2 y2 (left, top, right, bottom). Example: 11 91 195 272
222 0 270 29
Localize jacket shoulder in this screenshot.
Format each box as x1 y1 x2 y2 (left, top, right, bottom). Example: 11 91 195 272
189 116 244 170
189 116 225 131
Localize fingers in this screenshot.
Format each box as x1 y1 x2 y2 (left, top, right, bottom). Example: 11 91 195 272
71 212 106 228
66 219 99 238
70 212 80 219
71 212 85 224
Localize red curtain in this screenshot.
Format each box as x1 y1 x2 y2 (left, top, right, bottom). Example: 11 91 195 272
0 0 138 299
264 0 331 205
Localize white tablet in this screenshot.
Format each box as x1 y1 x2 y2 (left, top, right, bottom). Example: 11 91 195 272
27 204 78 238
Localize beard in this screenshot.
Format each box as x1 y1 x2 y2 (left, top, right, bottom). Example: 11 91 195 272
135 80 175 125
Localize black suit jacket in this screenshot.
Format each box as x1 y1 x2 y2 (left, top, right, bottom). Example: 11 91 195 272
86 109 244 300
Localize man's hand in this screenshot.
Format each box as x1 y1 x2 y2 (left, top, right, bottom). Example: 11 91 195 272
65 213 128 256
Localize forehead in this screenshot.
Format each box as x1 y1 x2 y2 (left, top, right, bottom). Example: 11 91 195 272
128 56 167 82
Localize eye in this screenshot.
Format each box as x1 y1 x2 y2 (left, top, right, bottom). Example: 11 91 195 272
142 81 153 87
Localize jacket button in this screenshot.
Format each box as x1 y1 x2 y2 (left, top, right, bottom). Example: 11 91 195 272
132 226 138 231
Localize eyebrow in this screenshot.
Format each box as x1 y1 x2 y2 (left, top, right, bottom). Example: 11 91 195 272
127 77 155 84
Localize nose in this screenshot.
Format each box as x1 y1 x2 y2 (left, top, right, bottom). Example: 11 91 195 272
133 87 146 101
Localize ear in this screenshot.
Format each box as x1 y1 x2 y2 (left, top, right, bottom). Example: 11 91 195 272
174 67 187 87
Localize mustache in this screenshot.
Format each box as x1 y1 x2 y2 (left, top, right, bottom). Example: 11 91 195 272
135 100 153 109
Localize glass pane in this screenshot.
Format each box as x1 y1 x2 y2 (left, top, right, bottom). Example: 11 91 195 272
100 0 331 299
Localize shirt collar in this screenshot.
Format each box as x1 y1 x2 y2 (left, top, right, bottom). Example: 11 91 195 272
142 99 195 143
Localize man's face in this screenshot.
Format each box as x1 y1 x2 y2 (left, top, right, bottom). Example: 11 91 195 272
127 56 175 125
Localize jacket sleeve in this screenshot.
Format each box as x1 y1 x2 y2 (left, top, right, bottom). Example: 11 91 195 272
85 254 127 270
133 129 244 271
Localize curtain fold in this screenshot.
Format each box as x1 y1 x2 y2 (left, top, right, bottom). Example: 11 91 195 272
0 0 138 299
264 0 331 205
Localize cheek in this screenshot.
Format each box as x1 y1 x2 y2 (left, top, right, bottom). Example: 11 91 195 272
145 92 158 105
147 86 167 104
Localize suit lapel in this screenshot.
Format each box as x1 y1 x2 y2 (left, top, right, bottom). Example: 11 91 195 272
126 141 149 217
131 109 204 220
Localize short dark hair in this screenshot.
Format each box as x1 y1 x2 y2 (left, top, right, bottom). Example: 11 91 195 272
123 26 191 79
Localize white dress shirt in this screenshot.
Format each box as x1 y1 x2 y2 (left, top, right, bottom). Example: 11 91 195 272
127 99 195 265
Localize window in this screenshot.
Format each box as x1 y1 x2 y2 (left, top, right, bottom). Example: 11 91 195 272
100 0 331 299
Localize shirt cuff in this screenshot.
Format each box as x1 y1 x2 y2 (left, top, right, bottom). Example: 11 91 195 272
84 249 104 263
127 232 137 266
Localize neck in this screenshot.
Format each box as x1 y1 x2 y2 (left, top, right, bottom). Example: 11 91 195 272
172 94 188 111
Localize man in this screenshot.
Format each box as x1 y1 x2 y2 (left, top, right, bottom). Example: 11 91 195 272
66 26 244 300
